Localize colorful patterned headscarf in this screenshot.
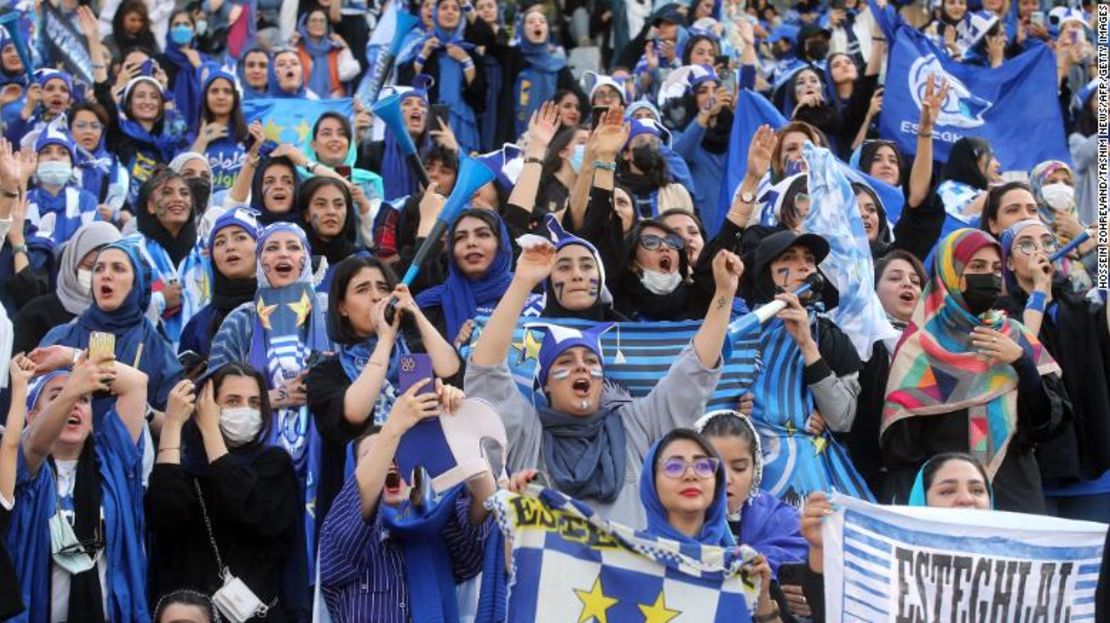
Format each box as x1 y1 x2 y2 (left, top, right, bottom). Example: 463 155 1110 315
881 229 1060 478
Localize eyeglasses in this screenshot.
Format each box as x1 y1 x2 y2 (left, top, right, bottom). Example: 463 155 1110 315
659 457 719 480
73 121 103 132
1014 235 1058 256
638 233 684 252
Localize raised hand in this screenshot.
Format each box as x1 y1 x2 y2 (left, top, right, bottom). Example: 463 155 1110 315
28 345 77 374
428 116 459 153
918 74 949 133
9 353 35 389
383 378 441 435
76 5 99 43
527 100 561 149
590 105 629 160
165 379 197 427
514 241 556 287
247 121 266 155
0 139 24 190
746 124 776 181
711 249 744 295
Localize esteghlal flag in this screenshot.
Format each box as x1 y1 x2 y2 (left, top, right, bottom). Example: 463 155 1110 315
488 488 760 623
822 494 1108 621
879 25 1070 171
470 316 760 411
242 98 355 149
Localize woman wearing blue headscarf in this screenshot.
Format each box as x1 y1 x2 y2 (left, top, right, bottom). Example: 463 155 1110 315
208 222 330 579
267 49 320 99
293 7 360 98
69 102 129 223
157 9 208 129
413 208 520 344
356 80 435 203
640 428 783 620
238 48 272 100
398 0 486 153
478 5 585 144
35 238 185 415
6 349 153 623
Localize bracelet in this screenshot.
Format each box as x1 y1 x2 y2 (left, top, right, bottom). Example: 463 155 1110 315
592 160 617 171
524 156 543 166
415 54 428 65
10 243 27 256
306 161 318 173
462 60 475 70
157 447 180 453
872 36 886 41
917 129 933 137
1026 290 1047 314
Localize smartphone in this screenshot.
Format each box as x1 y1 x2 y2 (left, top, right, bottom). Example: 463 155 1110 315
398 353 434 396
429 103 450 129
88 331 116 361
1030 10 1044 26
247 133 279 157
591 105 609 130
778 562 806 587
305 350 329 369
334 165 352 180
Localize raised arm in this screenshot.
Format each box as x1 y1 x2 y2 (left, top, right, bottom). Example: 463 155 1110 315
508 101 560 214
0 355 35 503
470 243 555 367
908 76 948 209
228 122 265 205
692 250 744 368
729 124 776 228
568 105 627 230
392 285 460 377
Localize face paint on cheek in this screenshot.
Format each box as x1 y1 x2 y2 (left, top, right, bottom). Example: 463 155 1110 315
580 400 589 410
550 368 571 380
588 278 600 297
589 366 603 378
552 279 565 301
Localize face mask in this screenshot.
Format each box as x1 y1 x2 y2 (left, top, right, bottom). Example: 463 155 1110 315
195 19 208 35
186 177 212 210
219 407 262 447
1040 182 1074 212
76 268 93 294
806 40 829 60
170 24 194 45
37 161 73 186
631 143 661 172
569 144 585 174
49 512 98 574
640 268 682 295
961 273 1001 316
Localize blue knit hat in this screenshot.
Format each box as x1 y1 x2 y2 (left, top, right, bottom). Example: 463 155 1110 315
529 321 615 387
34 117 77 162
208 207 260 255
35 68 73 93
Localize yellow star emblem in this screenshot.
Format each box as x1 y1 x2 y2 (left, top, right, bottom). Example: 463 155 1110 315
262 118 284 142
784 418 797 437
256 296 278 330
813 435 828 455
514 328 543 363
287 290 313 327
293 119 313 145
573 576 618 623
638 591 679 623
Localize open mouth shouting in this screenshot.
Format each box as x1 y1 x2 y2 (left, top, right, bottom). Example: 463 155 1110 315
571 376 592 397
385 465 402 495
273 259 296 278
461 250 487 269
657 254 674 273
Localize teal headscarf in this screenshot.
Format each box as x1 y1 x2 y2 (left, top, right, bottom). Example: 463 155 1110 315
907 454 994 508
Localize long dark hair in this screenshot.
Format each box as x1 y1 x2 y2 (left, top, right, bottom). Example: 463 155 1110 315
111 0 157 51
541 125 579 178
875 249 926 287
327 256 400 344
201 74 249 143
207 361 274 447
312 111 353 160
859 139 906 185
980 181 1032 235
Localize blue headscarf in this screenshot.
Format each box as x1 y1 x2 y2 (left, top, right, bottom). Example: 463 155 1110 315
513 9 567 137
0 25 29 88
907 454 995 508
74 116 119 203
266 50 312 98
380 81 432 201
118 77 186 164
297 12 341 97
424 4 480 151
236 47 270 100
414 209 513 343
640 433 733 546
999 218 1052 298
162 24 207 128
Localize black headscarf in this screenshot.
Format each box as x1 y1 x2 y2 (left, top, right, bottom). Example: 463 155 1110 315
250 156 304 226
941 137 992 190
54 437 106 623
614 220 696 320
136 173 198 266
741 229 839 309
298 177 359 266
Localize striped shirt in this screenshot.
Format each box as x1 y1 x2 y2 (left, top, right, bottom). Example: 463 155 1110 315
318 475 489 623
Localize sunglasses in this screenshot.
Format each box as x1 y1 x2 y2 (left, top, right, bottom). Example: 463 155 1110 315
659 457 719 480
638 233 684 252
1014 235 1058 256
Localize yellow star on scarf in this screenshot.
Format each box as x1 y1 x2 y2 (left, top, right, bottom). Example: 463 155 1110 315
287 290 313 327
513 329 543 363
638 591 679 623
784 418 797 438
293 119 313 145
256 296 278 330
262 118 284 142
573 577 618 623
813 435 828 455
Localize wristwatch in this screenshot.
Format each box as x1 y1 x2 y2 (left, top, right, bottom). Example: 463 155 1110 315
10 243 27 256
739 189 756 204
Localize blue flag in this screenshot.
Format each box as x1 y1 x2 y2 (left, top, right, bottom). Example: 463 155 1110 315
879 25 1070 171
470 316 760 412
714 89 787 236
487 488 759 623
241 98 355 150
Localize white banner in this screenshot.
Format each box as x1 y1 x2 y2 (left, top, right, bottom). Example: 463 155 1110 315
823 495 1107 622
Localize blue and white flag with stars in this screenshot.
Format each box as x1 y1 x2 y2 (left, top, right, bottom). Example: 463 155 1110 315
241 98 355 150
487 487 760 623
822 494 1107 622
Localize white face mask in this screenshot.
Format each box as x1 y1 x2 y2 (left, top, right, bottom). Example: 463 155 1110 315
76 268 93 294
37 161 73 186
640 268 682 295
219 407 262 447
1040 182 1074 212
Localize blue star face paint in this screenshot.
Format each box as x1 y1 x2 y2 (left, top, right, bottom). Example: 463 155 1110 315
588 277 600 298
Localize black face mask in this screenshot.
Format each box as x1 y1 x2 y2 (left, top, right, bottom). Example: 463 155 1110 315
806 39 829 61
631 143 661 172
185 177 212 212
961 273 1001 316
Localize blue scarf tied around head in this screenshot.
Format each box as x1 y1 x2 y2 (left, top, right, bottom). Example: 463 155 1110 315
297 14 341 97
76 137 118 202
414 213 513 343
381 91 430 200
513 38 566 137
425 15 480 151
162 36 207 129
640 436 734 546
538 403 628 503
119 115 184 165
381 484 467 623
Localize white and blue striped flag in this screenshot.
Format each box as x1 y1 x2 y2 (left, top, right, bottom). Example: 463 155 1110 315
487 488 761 623
822 494 1108 622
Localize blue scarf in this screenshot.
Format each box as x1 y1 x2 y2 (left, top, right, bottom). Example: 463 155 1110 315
425 14 479 151
119 116 184 164
640 436 733 546
297 14 341 97
513 38 566 137
479 53 502 152
414 211 513 343
380 484 467 623
236 47 269 99
75 135 119 203
266 56 311 98
27 186 97 247
337 336 409 425
537 404 628 503
381 91 430 201
907 456 995 507
162 36 207 129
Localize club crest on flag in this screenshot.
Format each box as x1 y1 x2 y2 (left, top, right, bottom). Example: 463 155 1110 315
908 55 992 129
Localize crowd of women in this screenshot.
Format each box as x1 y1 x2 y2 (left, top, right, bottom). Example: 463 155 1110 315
0 0 1106 620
